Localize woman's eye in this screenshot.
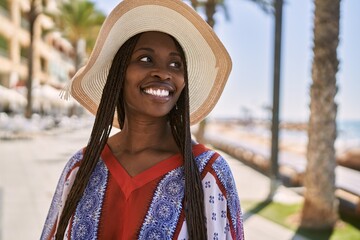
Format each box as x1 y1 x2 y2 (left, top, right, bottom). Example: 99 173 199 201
170 62 182 68
139 56 151 62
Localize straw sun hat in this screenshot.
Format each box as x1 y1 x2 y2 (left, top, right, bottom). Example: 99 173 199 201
67 0 232 126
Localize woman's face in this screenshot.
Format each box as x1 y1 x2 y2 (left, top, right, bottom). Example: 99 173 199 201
124 31 185 121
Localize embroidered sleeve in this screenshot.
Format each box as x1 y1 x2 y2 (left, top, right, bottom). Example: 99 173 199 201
209 155 245 240
40 150 84 240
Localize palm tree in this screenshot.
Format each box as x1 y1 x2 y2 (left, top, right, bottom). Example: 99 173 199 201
189 0 232 28
54 0 105 70
248 0 274 13
190 0 272 144
301 0 340 229
189 0 229 143
25 0 41 119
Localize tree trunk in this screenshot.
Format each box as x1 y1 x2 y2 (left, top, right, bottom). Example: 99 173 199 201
301 0 340 229
195 0 216 143
205 0 216 28
195 118 207 144
25 0 38 119
269 0 283 198
75 38 86 71
190 0 199 9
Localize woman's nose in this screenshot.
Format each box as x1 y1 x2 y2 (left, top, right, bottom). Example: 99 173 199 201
150 66 172 80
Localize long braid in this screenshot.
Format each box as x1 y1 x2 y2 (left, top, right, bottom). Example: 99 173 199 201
55 35 140 239
169 40 207 239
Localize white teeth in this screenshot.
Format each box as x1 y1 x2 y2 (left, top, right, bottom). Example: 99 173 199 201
144 88 170 97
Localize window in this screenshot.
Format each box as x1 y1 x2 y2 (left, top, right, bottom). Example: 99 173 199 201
0 0 9 10
21 10 29 29
40 57 47 72
20 46 28 64
0 35 9 57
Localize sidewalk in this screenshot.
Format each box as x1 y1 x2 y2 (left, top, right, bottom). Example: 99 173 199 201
0 125 307 240
222 150 309 240
0 127 92 240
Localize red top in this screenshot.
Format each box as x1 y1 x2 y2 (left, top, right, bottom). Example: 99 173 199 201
41 143 244 240
99 144 207 239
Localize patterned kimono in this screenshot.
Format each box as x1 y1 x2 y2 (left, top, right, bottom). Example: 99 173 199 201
41 144 244 240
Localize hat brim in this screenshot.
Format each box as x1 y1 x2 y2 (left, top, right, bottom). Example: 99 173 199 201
70 0 232 127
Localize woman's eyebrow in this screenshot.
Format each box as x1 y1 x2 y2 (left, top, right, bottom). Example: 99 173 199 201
169 52 181 57
133 47 181 57
133 47 154 53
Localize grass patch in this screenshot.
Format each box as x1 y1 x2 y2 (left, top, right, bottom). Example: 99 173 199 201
242 200 360 240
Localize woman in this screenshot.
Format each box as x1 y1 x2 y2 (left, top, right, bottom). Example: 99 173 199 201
41 1 244 239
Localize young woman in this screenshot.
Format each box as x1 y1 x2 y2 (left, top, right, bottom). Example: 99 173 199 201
41 1 244 239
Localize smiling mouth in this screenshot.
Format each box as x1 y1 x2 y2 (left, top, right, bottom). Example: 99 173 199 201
143 88 172 97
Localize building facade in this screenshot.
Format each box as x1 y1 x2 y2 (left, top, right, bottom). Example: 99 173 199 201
0 0 74 89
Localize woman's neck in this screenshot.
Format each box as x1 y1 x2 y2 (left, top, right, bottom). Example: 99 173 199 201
109 117 178 154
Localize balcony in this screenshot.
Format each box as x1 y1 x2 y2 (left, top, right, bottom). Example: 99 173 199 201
0 0 9 18
21 18 30 30
0 5 10 19
0 48 8 58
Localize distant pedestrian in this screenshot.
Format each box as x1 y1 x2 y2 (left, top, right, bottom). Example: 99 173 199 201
41 0 244 239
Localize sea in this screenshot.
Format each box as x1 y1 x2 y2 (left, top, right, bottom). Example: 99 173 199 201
280 120 360 153
224 119 360 153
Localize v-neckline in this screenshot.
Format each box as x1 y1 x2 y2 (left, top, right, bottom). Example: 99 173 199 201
102 144 183 199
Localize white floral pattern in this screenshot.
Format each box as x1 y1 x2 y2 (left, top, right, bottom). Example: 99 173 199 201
200 173 230 239
212 156 244 239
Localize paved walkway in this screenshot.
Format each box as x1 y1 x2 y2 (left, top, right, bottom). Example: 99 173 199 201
0 126 307 240
0 127 91 240
222 151 308 240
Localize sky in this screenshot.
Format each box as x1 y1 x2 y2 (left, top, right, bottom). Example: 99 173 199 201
93 0 359 122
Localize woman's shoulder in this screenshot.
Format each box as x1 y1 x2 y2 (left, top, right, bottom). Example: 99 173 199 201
61 148 86 179
193 144 232 174
192 144 216 170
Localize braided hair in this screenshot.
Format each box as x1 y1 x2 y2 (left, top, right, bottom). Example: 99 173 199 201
55 33 207 239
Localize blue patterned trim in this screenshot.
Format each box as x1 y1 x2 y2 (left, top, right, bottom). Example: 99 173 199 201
212 156 242 239
70 159 108 240
195 150 215 172
139 150 215 239
139 168 184 240
40 150 84 240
